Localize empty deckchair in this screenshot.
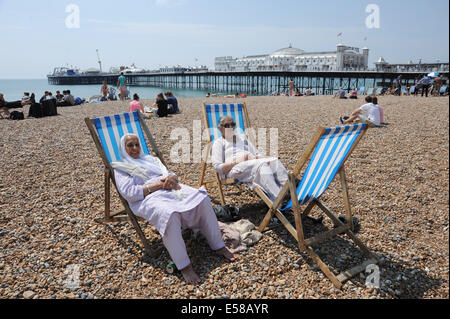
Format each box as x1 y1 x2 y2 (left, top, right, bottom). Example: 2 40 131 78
440 85 448 96
257 123 379 289
199 103 254 205
358 87 366 95
401 86 408 95
85 111 165 257
375 87 383 95
366 87 375 95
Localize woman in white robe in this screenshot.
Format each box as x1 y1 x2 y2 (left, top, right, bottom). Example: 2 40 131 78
112 134 236 284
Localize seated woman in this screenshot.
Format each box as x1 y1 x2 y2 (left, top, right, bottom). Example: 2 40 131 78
129 94 145 113
348 88 358 99
152 93 168 117
111 134 236 284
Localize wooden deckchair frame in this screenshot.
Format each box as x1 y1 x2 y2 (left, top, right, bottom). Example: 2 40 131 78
84 111 165 257
198 102 254 205
256 123 379 289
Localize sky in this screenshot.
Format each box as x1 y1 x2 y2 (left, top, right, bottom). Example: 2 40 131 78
0 0 448 79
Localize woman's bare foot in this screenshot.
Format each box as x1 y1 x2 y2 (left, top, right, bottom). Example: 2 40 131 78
215 247 237 262
180 264 201 285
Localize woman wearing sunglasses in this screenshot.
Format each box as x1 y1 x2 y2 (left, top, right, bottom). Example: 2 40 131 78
212 116 289 202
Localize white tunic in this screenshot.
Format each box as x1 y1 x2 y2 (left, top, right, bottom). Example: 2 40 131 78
114 169 208 236
211 134 289 200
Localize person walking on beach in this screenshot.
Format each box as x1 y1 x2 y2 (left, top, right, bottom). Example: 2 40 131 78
117 72 128 101
421 75 431 97
395 75 402 96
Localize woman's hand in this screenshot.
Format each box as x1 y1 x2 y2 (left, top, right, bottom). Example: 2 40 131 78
161 176 181 190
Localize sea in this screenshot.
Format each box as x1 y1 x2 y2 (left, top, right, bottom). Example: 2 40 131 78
0 79 210 101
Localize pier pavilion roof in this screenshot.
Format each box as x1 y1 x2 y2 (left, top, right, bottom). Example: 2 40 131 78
270 45 305 57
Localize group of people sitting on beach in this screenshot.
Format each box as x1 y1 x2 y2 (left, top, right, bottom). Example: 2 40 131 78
129 91 180 118
333 87 358 99
0 89 85 119
205 92 247 98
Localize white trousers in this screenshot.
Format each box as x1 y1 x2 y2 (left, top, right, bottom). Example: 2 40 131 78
253 160 289 201
162 197 225 270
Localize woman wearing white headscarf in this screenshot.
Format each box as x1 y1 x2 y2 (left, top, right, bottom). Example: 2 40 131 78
111 134 236 284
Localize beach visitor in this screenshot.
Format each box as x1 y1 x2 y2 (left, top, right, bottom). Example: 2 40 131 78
349 88 358 99
112 134 236 284
57 90 75 107
432 75 443 96
129 94 145 113
340 96 381 127
55 91 64 101
211 116 289 202
288 78 295 96
395 75 402 96
333 87 347 99
421 75 431 97
372 96 384 125
164 91 179 114
153 93 168 118
305 88 312 96
39 91 49 103
101 81 108 99
117 72 128 101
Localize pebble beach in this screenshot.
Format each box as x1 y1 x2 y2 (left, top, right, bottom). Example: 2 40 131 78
0 95 448 299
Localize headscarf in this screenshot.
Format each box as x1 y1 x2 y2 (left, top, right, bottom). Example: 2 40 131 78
111 133 168 182
111 134 186 199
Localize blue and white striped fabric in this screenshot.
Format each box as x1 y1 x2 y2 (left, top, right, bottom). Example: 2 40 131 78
282 123 367 210
205 104 246 142
93 111 150 163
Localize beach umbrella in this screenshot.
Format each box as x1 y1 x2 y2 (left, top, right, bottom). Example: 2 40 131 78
428 72 439 77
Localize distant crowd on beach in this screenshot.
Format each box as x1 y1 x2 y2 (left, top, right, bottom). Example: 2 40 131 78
0 89 86 120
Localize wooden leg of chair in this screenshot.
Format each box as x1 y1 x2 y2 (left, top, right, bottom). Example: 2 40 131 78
301 201 316 220
215 173 226 205
304 246 343 289
198 161 207 188
105 169 111 222
257 208 276 233
288 175 306 251
339 167 354 232
126 210 160 257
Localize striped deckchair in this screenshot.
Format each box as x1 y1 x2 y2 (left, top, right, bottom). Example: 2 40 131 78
256 123 379 289
366 87 375 95
375 87 383 95
199 103 254 205
358 86 366 95
85 111 164 257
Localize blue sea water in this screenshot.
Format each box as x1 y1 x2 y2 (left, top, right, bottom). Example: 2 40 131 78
0 79 210 101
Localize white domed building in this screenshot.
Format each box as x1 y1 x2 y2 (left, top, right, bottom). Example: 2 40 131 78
215 44 369 72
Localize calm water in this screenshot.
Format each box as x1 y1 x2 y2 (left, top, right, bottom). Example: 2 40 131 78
0 79 210 101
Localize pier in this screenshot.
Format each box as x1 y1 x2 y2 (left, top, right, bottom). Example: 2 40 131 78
48 70 449 95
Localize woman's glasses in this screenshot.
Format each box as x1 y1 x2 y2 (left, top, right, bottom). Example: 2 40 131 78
222 123 236 128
